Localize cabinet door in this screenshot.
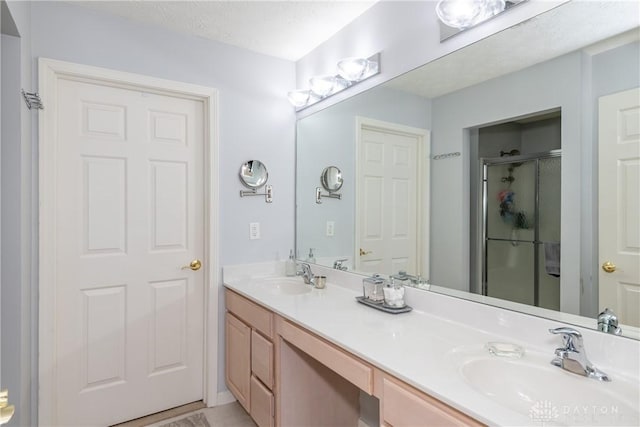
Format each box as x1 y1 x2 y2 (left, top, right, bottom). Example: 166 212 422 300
226 312 251 411
250 375 274 427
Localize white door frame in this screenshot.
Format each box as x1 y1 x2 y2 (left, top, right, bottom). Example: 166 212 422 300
38 58 219 424
354 116 430 277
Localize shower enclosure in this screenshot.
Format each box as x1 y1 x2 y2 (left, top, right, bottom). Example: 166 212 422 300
482 151 561 310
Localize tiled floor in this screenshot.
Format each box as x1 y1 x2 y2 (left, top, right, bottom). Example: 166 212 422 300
112 401 255 427
149 402 256 427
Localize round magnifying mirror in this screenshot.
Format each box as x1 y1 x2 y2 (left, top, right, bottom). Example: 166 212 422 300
320 166 343 192
239 160 269 189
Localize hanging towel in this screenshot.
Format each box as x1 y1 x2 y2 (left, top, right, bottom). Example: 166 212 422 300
544 242 561 277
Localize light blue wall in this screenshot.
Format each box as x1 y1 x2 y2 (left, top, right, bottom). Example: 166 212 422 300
1 1 34 425
1 32 23 427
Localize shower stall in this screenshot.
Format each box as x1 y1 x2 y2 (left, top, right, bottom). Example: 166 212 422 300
481 150 561 310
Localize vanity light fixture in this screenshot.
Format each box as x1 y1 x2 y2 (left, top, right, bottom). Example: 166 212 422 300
337 57 370 81
287 52 380 110
436 0 487 29
309 75 339 97
287 89 312 108
436 0 525 33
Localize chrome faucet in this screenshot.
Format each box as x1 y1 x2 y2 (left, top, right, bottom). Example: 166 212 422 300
549 327 610 381
297 262 314 285
392 270 427 285
333 258 348 270
597 308 622 335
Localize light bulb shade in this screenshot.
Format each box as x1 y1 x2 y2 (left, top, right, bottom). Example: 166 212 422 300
471 0 505 25
309 75 337 97
337 57 369 81
287 90 311 107
436 0 483 29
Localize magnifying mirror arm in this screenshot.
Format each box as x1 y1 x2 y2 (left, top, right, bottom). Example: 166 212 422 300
315 187 342 204
240 185 273 203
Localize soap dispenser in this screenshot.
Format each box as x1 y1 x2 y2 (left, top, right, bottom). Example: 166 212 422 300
307 248 316 263
285 249 296 277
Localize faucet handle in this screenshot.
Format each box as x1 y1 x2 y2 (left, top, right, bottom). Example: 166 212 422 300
333 258 348 269
598 308 622 335
549 327 583 350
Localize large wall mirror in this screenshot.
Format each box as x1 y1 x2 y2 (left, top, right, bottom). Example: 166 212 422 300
296 1 640 339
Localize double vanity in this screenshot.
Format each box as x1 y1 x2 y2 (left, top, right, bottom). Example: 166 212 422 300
223 262 640 427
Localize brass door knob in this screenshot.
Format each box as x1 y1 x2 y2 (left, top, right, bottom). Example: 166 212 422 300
602 261 616 273
0 389 15 425
359 248 372 256
181 259 202 271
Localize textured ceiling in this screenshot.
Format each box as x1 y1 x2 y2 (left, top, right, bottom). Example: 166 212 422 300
74 1 377 61
386 1 640 98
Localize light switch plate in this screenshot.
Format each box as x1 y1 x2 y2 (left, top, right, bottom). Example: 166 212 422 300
249 222 260 239
326 221 335 236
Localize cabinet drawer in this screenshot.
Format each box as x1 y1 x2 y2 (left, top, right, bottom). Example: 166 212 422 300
278 319 373 394
250 375 274 427
382 377 483 427
226 289 273 338
251 330 274 389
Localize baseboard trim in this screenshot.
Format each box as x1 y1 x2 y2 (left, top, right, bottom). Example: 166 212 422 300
214 391 236 406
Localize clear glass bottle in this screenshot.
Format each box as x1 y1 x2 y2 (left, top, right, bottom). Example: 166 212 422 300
307 248 316 263
285 249 296 277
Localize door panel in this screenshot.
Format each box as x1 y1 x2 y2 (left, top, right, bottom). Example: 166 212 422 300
599 88 640 328
82 156 128 254
149 279 189 375
54 78 205 425
81 285 127 390
356 121 426 276
150 160 188 251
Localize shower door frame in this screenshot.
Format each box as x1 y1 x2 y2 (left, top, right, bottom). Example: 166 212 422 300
481 149 561 307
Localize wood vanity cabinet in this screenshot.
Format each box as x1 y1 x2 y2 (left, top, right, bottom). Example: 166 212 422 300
225 290 274 427
225 312 251 410
225 288 483 427
377 373 484 427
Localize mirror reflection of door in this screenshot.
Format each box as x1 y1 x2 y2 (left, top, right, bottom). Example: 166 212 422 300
598 87 640 328
355 117 429 277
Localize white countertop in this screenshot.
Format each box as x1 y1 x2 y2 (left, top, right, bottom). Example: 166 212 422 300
223 262 640 427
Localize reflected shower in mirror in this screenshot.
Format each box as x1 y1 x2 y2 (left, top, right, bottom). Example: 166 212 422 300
296 1 640 338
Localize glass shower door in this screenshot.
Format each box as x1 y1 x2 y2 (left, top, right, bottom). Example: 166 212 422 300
484 159 537 305
482 153 561 309
537 156 561 310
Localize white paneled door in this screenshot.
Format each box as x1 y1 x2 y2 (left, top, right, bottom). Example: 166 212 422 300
52 77 205 425
355 118 429 276
598 88 640 328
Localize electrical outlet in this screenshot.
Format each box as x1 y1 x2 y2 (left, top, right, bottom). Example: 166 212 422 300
249 222 261 240
326 221 335 237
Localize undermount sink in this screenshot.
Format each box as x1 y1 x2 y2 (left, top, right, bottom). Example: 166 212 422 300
451 347 639 426
260 277 312 295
